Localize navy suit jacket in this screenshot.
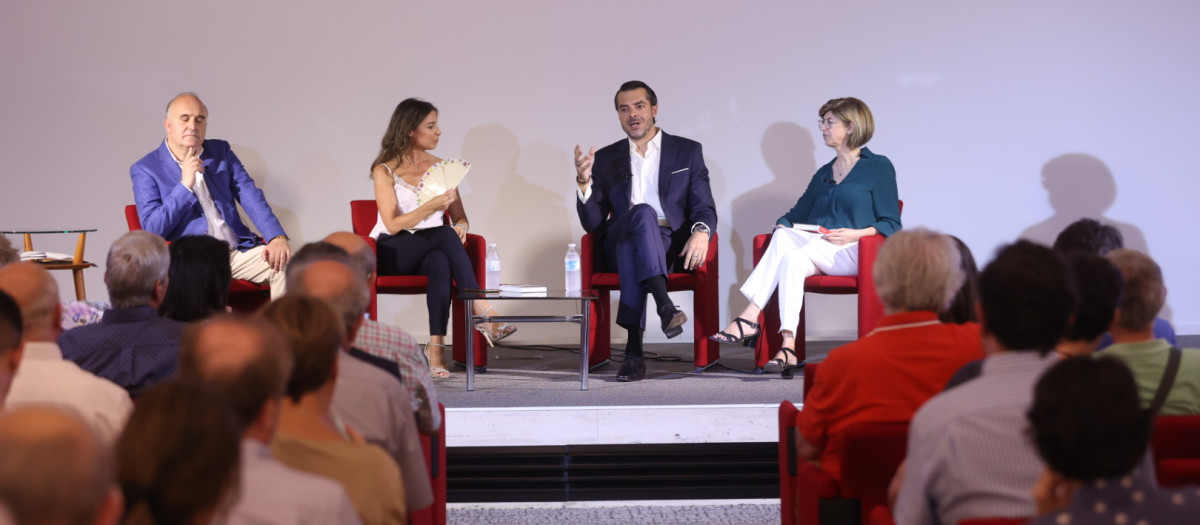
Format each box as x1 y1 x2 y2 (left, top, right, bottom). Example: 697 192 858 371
130 139 286 251
577 131 717 241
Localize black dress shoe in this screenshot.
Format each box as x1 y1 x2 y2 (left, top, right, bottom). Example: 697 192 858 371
659 305 688 339
616 354 646 382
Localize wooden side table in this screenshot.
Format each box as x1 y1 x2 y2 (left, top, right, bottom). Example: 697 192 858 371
2 229 97 300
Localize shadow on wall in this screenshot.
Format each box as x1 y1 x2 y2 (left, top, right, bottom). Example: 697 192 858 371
1018 153 1170 320
228 143 303 243
725 122 817 318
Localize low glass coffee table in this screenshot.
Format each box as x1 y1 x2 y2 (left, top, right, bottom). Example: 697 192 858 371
457 290 598 391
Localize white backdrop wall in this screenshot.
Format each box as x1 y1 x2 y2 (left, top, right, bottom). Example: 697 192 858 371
2 1 1197 344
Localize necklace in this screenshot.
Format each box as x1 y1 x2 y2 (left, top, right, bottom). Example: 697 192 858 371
833 153 860 183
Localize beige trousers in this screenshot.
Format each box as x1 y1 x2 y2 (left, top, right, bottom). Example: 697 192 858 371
229 245 286 299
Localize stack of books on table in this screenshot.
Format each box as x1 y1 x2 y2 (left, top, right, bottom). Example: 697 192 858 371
498 284 548 297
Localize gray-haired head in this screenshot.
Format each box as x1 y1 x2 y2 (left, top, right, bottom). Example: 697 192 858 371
105 231 170 309
874 228 964 314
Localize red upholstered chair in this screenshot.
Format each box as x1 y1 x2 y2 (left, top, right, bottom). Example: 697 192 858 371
412 403 447 525
125 204 271 313
750 201 902 371
1151 414 1200 487
867 506 897 525
349 200 487 368
957 519 1030 525
781 362 910 524
579 232 720 370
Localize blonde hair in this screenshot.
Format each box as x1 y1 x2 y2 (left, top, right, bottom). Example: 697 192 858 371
819 97 874 150
874 228 964 313
1107 249 1165 331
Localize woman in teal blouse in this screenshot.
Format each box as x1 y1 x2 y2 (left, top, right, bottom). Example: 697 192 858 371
710 97 901 377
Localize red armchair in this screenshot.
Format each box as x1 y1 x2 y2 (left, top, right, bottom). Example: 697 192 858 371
579 232 720 371
780 362 910 525
348 200 488 368
750 201 902 371
957 520 1029 525
125 204 271 313
1151 414 1200 487
412 403 447 525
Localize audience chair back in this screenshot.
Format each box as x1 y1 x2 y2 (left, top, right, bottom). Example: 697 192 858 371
579 231 721 371
751 201 902 370
348 200 486 368
1152 414 1200 487
411 403 447 525
124 204 270 313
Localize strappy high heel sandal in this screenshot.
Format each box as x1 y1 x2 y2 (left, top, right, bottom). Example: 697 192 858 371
764 347 802 380
474 306 517 347
424 342 451 379
708 317 760 347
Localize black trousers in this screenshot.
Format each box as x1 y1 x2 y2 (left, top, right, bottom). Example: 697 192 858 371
376 226 480 335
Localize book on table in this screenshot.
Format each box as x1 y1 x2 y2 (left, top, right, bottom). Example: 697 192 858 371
498 284 548 293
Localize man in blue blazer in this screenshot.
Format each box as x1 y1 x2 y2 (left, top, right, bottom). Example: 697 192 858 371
130 93 290 298
575 81 718 382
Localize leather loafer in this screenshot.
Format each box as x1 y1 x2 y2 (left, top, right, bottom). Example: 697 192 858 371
616 354 646 382
659 305 687 339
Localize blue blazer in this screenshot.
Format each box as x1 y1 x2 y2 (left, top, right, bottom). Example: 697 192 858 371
130 139 286 251
577 131 718 237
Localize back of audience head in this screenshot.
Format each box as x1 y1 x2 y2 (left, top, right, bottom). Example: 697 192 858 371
1027 356 1150 482
873 228 964 315
286 254 369 344
0 236 16 267
322 232 376 282
978 240 1078 355
260 296 344 403
1058 253 1123 354
1053 218 1123 256
0 262 61 342
939 235 980 324
1106 249 1165 334
105 231 170 309
159 235 231 323
0 406 122 525
177 315 293 438
0 291 23 408
116 380 241 525
286 242 355 281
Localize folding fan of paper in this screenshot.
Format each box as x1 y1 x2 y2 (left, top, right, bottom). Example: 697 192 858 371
416 159 471 205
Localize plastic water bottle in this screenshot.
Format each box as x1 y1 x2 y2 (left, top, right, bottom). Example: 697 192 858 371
564 243 582 292
485 244 501 289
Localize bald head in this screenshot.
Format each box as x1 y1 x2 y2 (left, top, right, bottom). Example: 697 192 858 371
179 315 292 431
322 232 375 280
0 263 60 342
164 92 207 156
0 406 118 525
286 260 368 339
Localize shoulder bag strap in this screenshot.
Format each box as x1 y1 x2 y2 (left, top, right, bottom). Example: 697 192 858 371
1148 347 1183 415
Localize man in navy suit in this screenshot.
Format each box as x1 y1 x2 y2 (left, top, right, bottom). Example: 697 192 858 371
575 81 717 382
130 93 290 298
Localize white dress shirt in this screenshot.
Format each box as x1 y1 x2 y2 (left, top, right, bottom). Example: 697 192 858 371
167 141 239 249
578 129 667 221
6 341 133 444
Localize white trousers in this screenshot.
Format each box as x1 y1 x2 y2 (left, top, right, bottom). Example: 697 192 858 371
739 228 859 334
230 245 286 299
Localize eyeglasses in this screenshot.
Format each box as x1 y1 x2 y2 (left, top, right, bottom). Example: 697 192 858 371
817 119 844 129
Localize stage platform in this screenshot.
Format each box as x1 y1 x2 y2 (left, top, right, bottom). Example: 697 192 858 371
435 341 841 447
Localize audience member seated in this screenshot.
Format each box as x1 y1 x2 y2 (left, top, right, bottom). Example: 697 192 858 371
1053 218 1177 348
795 228 983 481
116 380 241 525
58 231 182 396
159 235 232 322
285 255 432 512
945 251 1123 388
0 236 15 266
1026 356 1200 524
0 406 122 525
937 235 979 325
177 314 362 525
324 231 442 434
262 296 408 525
0 263 132 443
1101 249 1200 415
0 291 23 409
893 240 1078 525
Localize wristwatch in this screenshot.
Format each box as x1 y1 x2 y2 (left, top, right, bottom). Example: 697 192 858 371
691 223 711 235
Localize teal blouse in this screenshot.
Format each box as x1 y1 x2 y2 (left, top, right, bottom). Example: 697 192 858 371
775 147 901 237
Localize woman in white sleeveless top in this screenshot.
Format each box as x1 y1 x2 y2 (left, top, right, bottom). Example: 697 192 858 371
369 98 514 378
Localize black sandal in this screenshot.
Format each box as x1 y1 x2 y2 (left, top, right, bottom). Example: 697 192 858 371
708 317 760 347
765 347 803 379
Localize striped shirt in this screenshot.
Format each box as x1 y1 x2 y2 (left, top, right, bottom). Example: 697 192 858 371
894 351 1058 525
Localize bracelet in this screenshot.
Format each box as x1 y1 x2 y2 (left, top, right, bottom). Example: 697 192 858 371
453 222 468 232
576 176 591 185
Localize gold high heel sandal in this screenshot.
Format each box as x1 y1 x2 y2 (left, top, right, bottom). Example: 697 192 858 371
424 342 451 379
474 306 517 347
